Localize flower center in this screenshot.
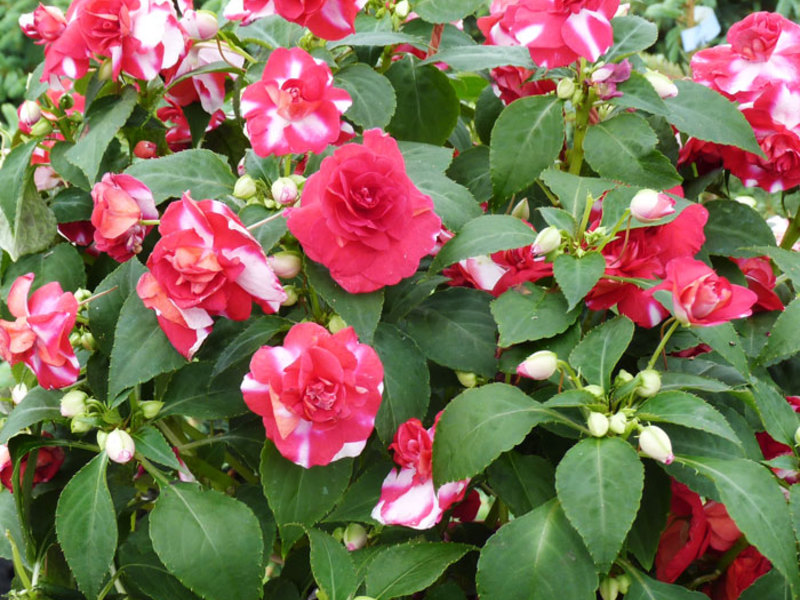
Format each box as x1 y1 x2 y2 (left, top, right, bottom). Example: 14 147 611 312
352 186 379 209
303 378 339 412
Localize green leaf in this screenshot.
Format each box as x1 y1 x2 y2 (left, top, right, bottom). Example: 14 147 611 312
430 215 538 273
55 454 116 599
539 169 616 219
569 316 634 390
539 207 578 235
702 200 775 256
239 15 304 48
406 168 482 232
373 323 430 445
692 322 750 375
0 388 61 444
758 296 800 365
398 141 455 173
307 528 358 600
477 499 597 600
236 484 276 568
637 391 740 442
421 45 534 70
385 58 458 146
412 0 485 22
50 142 91 189
447 146 493 204
212 316 288 377
749 378 800 447
108 292 187 401
583 113 682 189
404 287 498 377
325 460 392 523
739 571 794 600
605 16 658 61
433 383 566 486
88 259 147 355
1 243 86 298
490 95 565 199
305 259 383 344
0 141 57 260
553 252 606 311
659 371 731 393
475 86 504 145
65 87 137 183
0 490 25 562
624 567 710 600
492 283 580 347
51 187 93 223
677 456 800 595
238 204 288 253
366 542 472 600
664 80 763 155
125 149 237 204
150 484 264 600
132 426 183 471
328 31 426 48
383 273 449 323
335 64 396 129
610 72 669 116
626 463 671 570
556 438 644 571
486 452 555 517
162 362 248 419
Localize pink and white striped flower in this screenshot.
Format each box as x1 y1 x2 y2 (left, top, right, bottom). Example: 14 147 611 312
224 0 365 40
241 47 351 157
165 41 245 114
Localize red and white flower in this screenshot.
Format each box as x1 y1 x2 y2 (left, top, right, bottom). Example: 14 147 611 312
165 41 244 114
224 0 365 40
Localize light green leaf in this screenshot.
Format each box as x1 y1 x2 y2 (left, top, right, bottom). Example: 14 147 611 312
87 259 147 355
412 0 486 22
605 16 659 61
307 528 359 600
539 169 617 219
1 243 86 298
691 322 750 375
749 378 800 447
624 566 710 599
553 252 606 311
238 205 288 254
421 45 534 70
132 426 183 470
569 316 634 390
610 73 669 116
328 31 426 48
0 388 61 444
492 283 580 347
335 64 397 129
212 316 288 377
239 15 304 48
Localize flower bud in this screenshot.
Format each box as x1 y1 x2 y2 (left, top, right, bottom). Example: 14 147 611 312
517 350 558 380
60 390 88 418
73 288 92 303
510 198 530 221
267 252 302 279
616 574 631 594
281 285 299 307
557 78 576 99
234 174 258 200
342 523 367 551
271 177 298 205
71 416 94 434
18 100 41 128
181 9 219 40
29 118 53 137
69 331 82 347
599 577 620 600
614 369 634 386
794 424 800 446
98 59 114 81
96 430 108 449
639 425 674 464
11 383 28 405
734 195 756 208
608 412 627 435
133 140 158 159
140 401 164 419
630 189 675 223
456 371 478 388
587 412 609 437
643 69 678 99
636 369 661 398
328 315 347 334
583 384 605 399
394 0 410 19
105 429 136 464
58 93 75 110
532 226 561 255
80 331 96 351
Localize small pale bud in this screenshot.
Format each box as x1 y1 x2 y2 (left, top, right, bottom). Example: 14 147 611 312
96 430 108 449
734 195 757 208
557 78 576 99
583 384 605 399
69 331 82 347
267 252 302 279
18 101 41 128
636 369 661 398
794 425 800 446
456 371 478 388
73 288 92 303
98 59 114 81
532 226 561 255
608 412 627 435
281 285 299 307
71 416 94 434
271 177 298 205
29 118 53 137
140 401 164 419
105 429 136 464
10 383 28 405
587 412 609 437
639 425 674 464
395 0 410 18
80 331 96 351
599 577 620 600
510 198 530 221
181 9 219 40
133 140 158 159
643 69 678 99
342 523 367 551
616 574 631 594
60 390 88 418
517 350 558 380
614 369 634 386
328 315 347 334
591 63 614 83
233 174 258 200
630 189 675 223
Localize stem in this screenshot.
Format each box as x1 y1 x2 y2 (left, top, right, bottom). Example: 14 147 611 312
426 24 444 58
595 210 632 253
139 456 172 487
139 219 160 226
78 285 119 307
780 202 800 250
568 59 592 176
646 319 680 370
6 531 32 591
576 191 595 245
606 217 632 268
536 180 560 207
246 210 286 231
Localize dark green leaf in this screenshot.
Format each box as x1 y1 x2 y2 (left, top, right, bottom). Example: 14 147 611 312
50 142 91 189
307 528 358 600
212 316 288 377
553 252 606 311
539 169 616 219
50 187 93 222
626 463 671 570
610 73 669 116
238 204 288 253
605 16 658 60
748 245 800 289
1 244 86 298
486 452 555 517
0 388 61 444
132 426 182 470
749 378 800 447
325 460 392 523
398 141 454 173
88 259 147 355
539 207 577 235
413 0 485 22
421 45 534 70
335 64 396 129
638 391 740 442
739 570 793 600
692 322 750 375
0 490 25 562
406 169 482 232
447 146 493 204
758 296 800 365
162 362 248 419
492 283 580 347
383 273 449 323
569 316 634 390
702 200 775 256
624 567 710 599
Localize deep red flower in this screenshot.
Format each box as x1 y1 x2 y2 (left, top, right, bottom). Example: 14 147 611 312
656 481 712 583
0 441 65 492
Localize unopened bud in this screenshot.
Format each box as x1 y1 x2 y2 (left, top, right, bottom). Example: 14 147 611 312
630 189 675 223
29 118 53 137
608 412 627 435
587 412 609 437
73 288 92 303
267 252 302 279
583 384 604 399
80 331 96 351
180 9 219 40
71 416 94 434
271 177 298 205
96 430 108 449
636 369 661 398
734 195 756 208
10 383 27 405
794 425 800 446
98 60 114 81
643 69 678 99
395 0 410 18
456 371 478 388
532 226 561 255
599 577 620 600
342 523 367 551
18 101 41 128
639 425 674 464
557 78 576 100
60 390 88 418
616 574 631 594
614 369 634 386
133 140 158 159
140 401 164 419
510 198 530 221
328 315 347 334
517 350 558 380
233 174 258 200
69 331 82 347
105 429 136 464
281 285 299 307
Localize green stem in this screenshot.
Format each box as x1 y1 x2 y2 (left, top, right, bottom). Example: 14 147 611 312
568 59 592 176
646 319 680 370
780 202 800 250
536 180 560 207
246 209 286 231
139 456 172 487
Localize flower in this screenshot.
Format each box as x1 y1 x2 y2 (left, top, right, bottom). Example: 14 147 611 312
157 99 226 152
241 47 352 157
241 322 384 468
372 416 469 529
629 189 676 223
0 441 65 492
104 429 136 464
732 256 784 312
517 350 558 380
164 41 244 114
654 258 758 327
655 480 712 582
0 274 79 389
19 4 67 44
286 129 442 293
91 173 158 262
709 547 771 600
179 9 219 40
224 0 366 40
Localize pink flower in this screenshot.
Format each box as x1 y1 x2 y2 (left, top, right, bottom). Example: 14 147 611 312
91 173 158 262
0 439 65 491
165 41 244 114
489 66 556 105
372 416 469 530
0 274 79 389
223 0 275 25
654 258 758 326
146 193 286 321
157 99 226 152
179 9 218 40
732 256 784 312
629 189 676 223
19 4 67 44
287 129 442 293
224 0 365 40
240 47 352 157
241 322 384 468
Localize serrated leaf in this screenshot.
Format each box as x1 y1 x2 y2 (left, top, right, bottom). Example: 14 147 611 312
132 426 182 470
150 484 263 600
398 141 455 173
490 95 565 199
212 316 288 377
637 391 740 442
758 296 800 365
626 463 671 570
307 528 358 600
539 169 617 219
659 371 731 393
430 215 538 273
556 438 644 571
335 64 396 129
539 207 577 235
624 566 710 599
569 316 634 390
50 142 91 189
739 570 793 600
492 283 580 347
373 323 430 444
421 45 534 70
610 72 669 116
605 16 658 61
1 243 86 298
87 259 147 355
486 452 555 517
238 204 288 253
447 146 493 203
162 362 248 419
125 149 236 204
383 273 449 323
325 460 392 524
412 0 485 22
553 252 606 311
702 200 775 256
477 499 597 600
0 388 61 444
691 322 750 375
749 378 800 447
406 168 482 232
328 31 426 48
366 542 472 600
56 454 116 599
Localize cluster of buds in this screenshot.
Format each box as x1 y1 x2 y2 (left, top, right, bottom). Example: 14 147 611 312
587 409 637 438
599 574 631 600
